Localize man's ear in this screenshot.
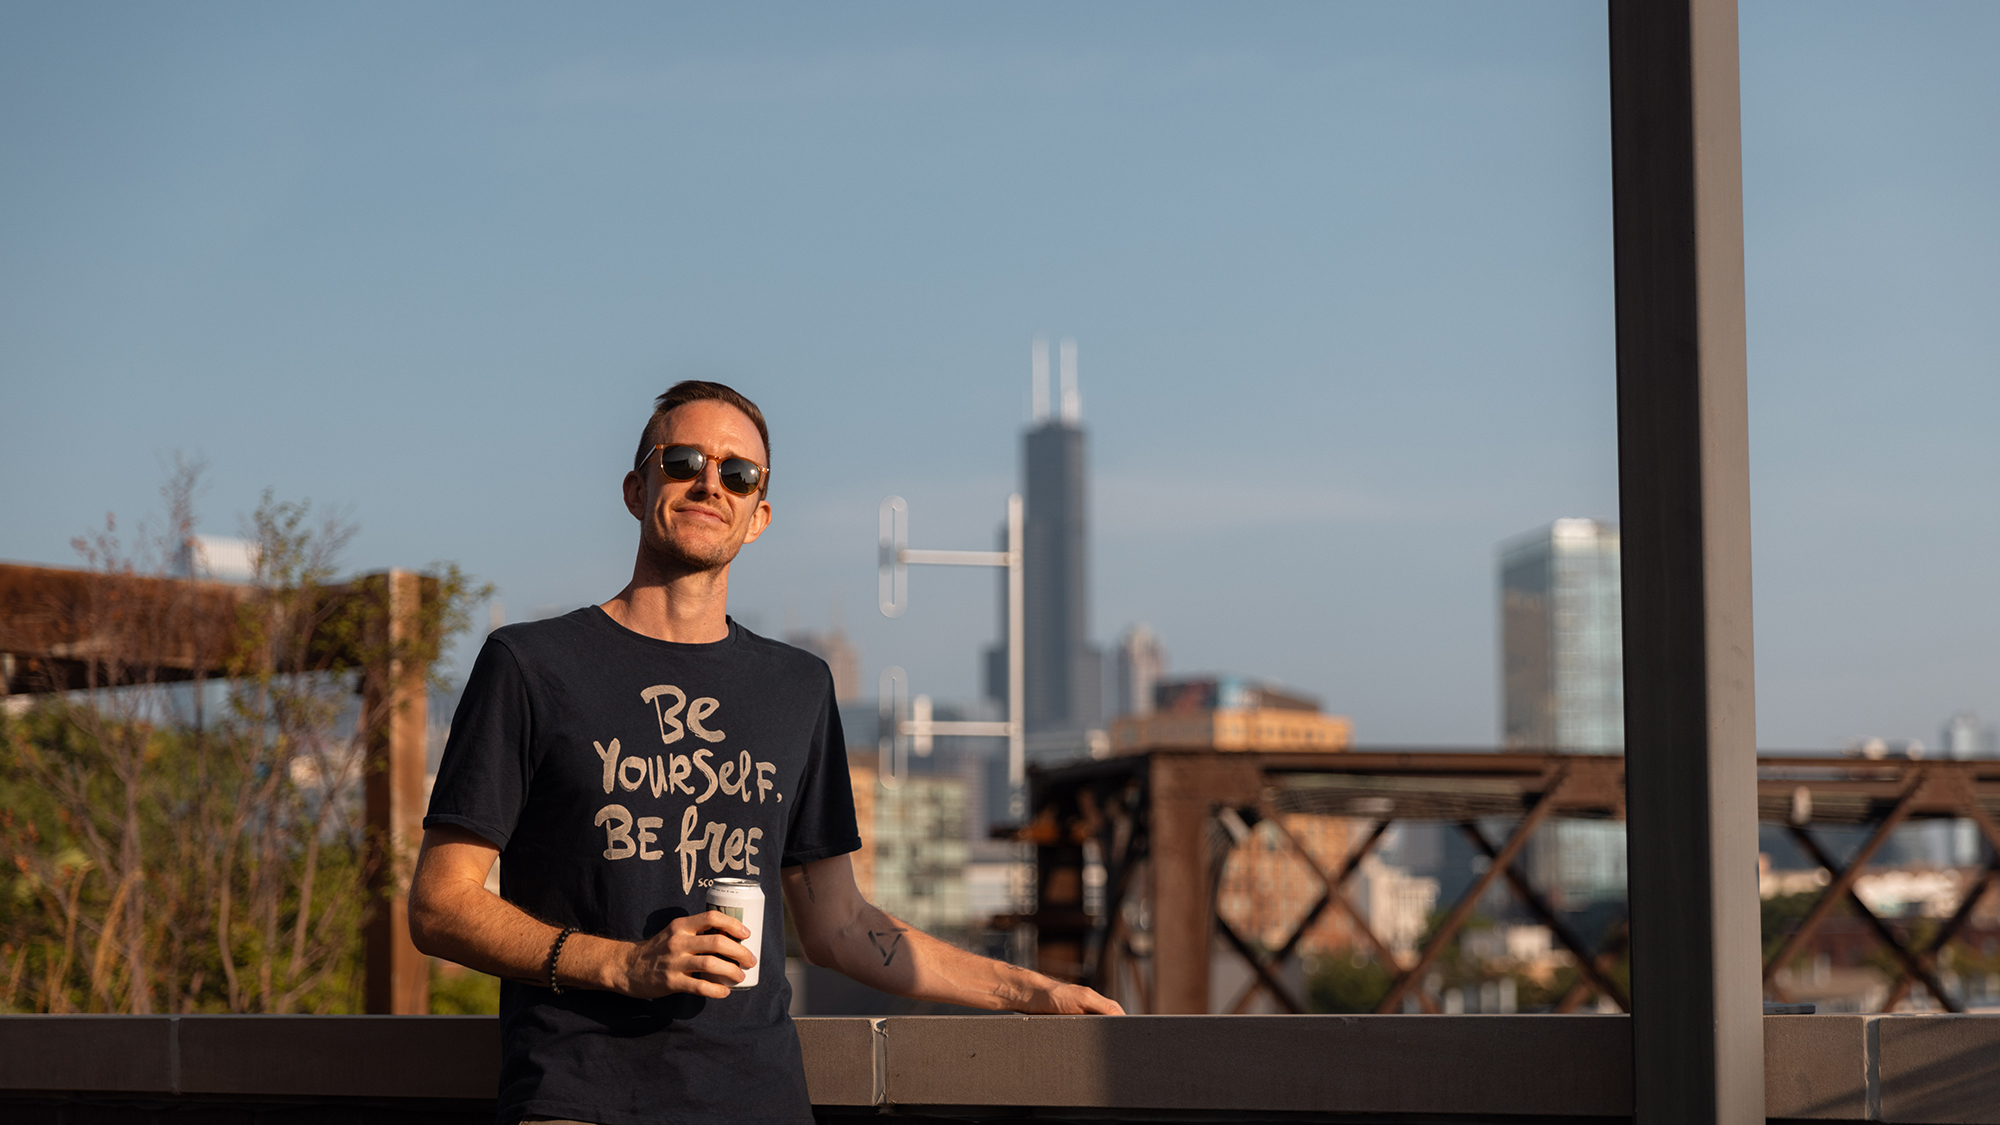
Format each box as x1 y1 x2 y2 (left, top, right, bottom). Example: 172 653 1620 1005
741 499 773 544
623 470 647 520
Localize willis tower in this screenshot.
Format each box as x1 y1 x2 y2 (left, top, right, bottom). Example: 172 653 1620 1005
986 336 1103 758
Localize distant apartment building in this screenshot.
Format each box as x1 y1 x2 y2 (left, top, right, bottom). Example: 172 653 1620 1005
1944 711 1998 866
1110 676 1351 755
1500 518 1626 907
1116 675 1397 961
1352 855 1441 958
787 627 862 703
173 534 261 583
1113 624 1167 719
1903 711 1999 868
847 757 972 939
1942 712 1997 760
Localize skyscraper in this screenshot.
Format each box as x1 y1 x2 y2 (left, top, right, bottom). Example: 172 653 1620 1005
1501 518 1623 752
986 337 1103 758
1940 712 1996 866
1500 518 1625 906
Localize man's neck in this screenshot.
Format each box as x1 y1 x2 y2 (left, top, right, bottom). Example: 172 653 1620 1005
600 562 732 644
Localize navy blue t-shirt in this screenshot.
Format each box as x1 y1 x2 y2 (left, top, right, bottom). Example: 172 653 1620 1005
425 607 861 1125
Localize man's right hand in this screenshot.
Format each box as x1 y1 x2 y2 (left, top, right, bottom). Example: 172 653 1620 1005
620 910 757 1000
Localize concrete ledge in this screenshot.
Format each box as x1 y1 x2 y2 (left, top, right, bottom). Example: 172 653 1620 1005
0 1016 173 1093
798 1016 882 1106
0 1012 1995 1121
1766 1015 1869 1120
885 1014 1631 1117
179 1016 499 1099
1877 1015 2000 1125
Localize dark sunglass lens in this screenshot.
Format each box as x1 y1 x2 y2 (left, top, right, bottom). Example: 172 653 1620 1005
659 446 705 480
718 459 763 494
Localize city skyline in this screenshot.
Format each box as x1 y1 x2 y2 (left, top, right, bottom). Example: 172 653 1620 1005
2 3 1995 750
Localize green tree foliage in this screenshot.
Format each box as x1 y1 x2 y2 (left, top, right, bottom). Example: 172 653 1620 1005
0 463 489 1013
1761 889 1839 963
429 961 502 1016
1306 906 1634 1014
1306 953 1395 1013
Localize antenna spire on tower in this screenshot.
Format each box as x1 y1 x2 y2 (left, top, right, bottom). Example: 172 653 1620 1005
1031 335 1050 423
1059 337 1080 424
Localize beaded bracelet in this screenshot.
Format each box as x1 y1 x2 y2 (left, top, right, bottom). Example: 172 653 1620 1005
547 926 577 995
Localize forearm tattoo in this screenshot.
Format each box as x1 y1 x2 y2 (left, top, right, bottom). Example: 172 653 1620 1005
867 927 909 967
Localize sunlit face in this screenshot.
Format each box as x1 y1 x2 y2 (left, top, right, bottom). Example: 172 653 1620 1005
623 400 772 573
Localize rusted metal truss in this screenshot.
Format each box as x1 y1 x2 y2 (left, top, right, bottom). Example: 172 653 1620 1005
1760 759 2000 1012
1018 749 2000 1015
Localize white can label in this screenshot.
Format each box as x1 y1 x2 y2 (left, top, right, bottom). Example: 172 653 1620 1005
707 892 762 990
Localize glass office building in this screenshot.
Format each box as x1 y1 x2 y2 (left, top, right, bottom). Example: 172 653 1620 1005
1500 518 1626 905
1501 518 1623 753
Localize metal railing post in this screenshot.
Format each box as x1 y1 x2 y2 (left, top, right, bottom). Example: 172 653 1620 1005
1007 493 1025 820
1610 0 1763 1120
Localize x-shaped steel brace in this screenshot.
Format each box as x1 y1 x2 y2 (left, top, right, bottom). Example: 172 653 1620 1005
1882 801 2000 1010
1219 816 1426 1014
1214 914 1312 1013
1376 769 1570 1013
1460 820 1629 1011
1784 824 1962 1012
1555 919 1629 1013
1763 772 1924 999
1880 859 2000 1012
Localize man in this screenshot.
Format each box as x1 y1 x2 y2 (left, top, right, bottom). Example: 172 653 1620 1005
410 381 1120 1125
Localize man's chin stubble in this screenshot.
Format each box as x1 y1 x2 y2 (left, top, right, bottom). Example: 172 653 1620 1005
646 529 740 575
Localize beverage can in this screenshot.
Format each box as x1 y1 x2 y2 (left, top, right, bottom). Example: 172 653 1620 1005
705 877 765 990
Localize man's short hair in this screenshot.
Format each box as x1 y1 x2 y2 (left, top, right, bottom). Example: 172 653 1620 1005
635 381 772 494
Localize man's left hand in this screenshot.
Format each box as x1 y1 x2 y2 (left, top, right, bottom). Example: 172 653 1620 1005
1023 981 1125 1015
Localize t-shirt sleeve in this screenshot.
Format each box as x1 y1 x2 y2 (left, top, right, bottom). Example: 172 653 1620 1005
425 635 536 850
780 669 862 867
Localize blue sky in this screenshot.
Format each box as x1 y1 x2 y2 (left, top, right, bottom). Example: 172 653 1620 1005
2 2 1993 749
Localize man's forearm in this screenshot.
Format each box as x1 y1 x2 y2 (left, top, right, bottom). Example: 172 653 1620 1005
784 853 1118 1014
409 853 634 993
809 898 1049 1011
409 829 760 1001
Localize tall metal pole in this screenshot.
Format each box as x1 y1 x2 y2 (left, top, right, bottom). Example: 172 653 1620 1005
1007 493 1025 821
876 493 1027 822
1609 1 1763 1121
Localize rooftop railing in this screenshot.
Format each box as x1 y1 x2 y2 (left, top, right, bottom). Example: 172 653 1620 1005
2 1013 1997 1123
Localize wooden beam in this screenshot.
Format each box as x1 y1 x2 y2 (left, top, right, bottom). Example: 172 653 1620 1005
1147 753 1262 1013
361 569 432 1016
0 562 247 692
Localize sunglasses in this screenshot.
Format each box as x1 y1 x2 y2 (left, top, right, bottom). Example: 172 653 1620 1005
642 444 769 496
